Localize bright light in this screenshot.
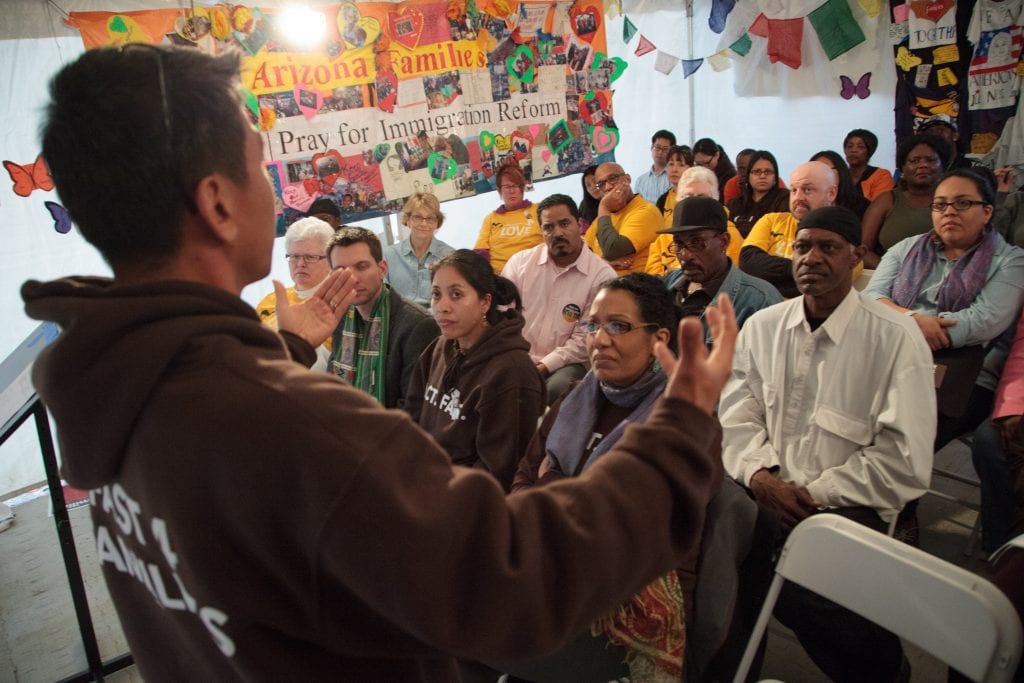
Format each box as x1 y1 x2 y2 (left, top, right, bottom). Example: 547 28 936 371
276 6 327 51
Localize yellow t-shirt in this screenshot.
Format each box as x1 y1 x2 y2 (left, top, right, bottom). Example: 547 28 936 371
255 287 333 352
585 194 661 275
474 204 541 273
742 211 862 281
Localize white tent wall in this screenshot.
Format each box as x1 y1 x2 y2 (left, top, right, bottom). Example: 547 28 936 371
0 0 899 495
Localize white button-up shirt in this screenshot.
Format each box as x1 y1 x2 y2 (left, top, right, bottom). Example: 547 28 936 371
720 288 936 521
502 243 616 371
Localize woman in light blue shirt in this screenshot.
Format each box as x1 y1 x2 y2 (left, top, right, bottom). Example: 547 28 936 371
383 192 454 307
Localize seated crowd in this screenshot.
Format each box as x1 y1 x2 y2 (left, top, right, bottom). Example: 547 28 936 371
264 124 1024 681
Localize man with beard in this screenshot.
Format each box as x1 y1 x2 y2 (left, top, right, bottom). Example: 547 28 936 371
504 194 616 403
719 206 935 682
660 197 781 346
740 160 837 297
584 162 662 275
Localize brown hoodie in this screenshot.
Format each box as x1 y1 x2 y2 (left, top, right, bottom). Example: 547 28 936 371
22 275 723 682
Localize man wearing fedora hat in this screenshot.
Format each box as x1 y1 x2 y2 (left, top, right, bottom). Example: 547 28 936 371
660 196 781 345
719 205 935 682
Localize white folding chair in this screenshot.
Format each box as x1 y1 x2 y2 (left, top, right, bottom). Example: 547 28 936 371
733 514 1022 683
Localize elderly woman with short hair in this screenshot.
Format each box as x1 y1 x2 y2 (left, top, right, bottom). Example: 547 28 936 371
383 192 454 307
255 216 335 370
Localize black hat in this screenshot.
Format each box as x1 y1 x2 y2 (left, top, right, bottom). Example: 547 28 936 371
657 196 727 234
797 206 861 245
307 197 340 218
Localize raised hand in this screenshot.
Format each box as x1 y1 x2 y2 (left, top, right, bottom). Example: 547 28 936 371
276 268 356 347
654 293 738 415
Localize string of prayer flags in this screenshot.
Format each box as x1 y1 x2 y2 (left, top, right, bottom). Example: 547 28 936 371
654 51 679 74
634 34 656 57
709 0 736 33
622 16 637 43
682 58 704 77
809 0 866 59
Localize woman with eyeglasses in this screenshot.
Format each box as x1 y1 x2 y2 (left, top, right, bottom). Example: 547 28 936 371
405 250 544 493
726 150 789 238
865 169 1024 446
511 273 694 681
474 163 540 273
255 217 335 370
383 192 454 307
579 164 601 232
861 134 949 268
865 168 1024 545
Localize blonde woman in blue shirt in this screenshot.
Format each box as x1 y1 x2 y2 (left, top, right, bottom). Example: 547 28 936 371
384 192 454 307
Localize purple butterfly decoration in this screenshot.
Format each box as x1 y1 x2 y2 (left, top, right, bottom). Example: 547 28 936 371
44 201 73 234
840 73 871 100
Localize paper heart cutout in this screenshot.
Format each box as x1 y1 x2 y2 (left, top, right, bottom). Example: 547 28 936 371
375 69 398 113
910 0 954 23
337 3 381 48
569 3 601 43
427 152 457 184
510 131 531 160
592 125 620 154
294 83 323 121
388 6 425 50
311 150 344 187
506 45 536 83
590 52 627 83
895 46 923 72
479 131 496 151
607 57 628 83
528 124 541 138
579 91 610 126
109 16 127 32
541 149 552 162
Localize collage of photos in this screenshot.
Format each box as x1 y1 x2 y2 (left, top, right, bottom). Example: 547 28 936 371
245 0 615 228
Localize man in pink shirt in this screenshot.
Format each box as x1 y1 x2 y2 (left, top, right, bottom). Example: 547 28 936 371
503 194 616 404
973 310 1024 551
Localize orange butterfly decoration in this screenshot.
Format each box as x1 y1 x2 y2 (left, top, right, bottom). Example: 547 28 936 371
4 154 55 197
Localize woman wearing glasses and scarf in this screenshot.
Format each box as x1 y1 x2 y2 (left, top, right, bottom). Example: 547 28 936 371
865 169 1024 542
511 273 701 682
256 217 335 370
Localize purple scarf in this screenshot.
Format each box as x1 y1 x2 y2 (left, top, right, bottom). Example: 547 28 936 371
890 229 1001 313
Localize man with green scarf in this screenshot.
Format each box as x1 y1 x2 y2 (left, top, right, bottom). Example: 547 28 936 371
327 227 439 408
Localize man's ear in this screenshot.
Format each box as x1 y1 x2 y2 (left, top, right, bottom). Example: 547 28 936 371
193 173 241 244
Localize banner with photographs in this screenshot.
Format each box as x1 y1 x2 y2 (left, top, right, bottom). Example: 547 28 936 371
68 1 623 232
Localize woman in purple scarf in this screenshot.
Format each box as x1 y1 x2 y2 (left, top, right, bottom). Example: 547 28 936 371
864 169 1024 448
510 273 695 682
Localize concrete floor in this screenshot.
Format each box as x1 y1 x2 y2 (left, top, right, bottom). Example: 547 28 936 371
0 440 994 682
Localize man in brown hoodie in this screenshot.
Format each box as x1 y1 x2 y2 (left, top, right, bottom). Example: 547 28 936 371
23 45 735 681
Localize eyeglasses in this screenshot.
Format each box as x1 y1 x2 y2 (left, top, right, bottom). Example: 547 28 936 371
407 213 438 225
286 254 328 264
930 199 988 213
670 236 716 254
593 173 624 192
748 169 774 177
498 184 522 192
652 144 671 153
580 320 658 336
694 156 714 168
